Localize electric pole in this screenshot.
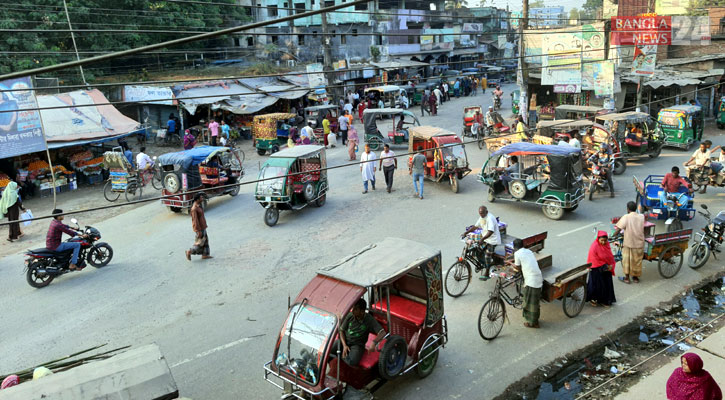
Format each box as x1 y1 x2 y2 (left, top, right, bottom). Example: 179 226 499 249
62 0 88 86
319 0 335 99
518 0 529 121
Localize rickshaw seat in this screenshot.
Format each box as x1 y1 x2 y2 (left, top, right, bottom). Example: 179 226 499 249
372 295 426 326
625 138 647 147
644 183 662 203
357 334 382 369
388 131 404 139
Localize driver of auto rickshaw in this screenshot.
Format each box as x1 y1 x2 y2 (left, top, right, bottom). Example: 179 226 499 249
397 115 413 140
332 298 386 367
494 155 519 187
625 123 645 147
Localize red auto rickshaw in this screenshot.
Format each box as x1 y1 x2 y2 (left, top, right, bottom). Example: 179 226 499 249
408 126 471 193
264 238 448 399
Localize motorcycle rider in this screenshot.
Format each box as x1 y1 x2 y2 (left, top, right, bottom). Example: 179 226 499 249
46 209 82 271
587 147 615 198
493 85 504 109
684 140 718 193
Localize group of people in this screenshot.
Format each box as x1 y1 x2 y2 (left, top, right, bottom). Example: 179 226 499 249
357 143 430 199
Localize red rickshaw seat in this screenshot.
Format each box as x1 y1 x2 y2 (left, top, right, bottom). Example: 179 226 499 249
371 295 426 326
357 334 383 369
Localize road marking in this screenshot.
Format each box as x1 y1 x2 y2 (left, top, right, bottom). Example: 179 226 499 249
170 337 253 368
556 222 602 237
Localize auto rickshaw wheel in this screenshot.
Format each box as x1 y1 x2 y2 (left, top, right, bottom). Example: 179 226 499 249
450 176 459 193
167 206 181 213
256 148 266 156
264 207 279 227
315 193 326 207
228 184 240 197
718 122 724 129
415 335 441 379
271 145 280 154
378 335 407 380
509 180 527 199
487 188 496 202
542 200 564 220
303 183 316 202
658 244 683 278
613 159 627 175
649 144 662 158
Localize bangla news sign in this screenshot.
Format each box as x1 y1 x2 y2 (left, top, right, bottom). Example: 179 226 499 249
611 16 672 45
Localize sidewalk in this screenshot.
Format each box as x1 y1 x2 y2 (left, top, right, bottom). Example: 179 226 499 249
616 325 725 399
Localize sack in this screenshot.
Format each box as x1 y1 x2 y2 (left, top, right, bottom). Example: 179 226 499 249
21 209 33 226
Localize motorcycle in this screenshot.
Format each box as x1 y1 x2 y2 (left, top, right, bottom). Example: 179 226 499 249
24 218 114 288
688 204 724 269
493 93 502 111
687 165 711 192
588 162 612 200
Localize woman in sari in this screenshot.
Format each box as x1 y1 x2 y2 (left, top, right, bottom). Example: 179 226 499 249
0 181 25 242
586 231 617 307
358 101 366 122
347 124 359 161
667 353 722 400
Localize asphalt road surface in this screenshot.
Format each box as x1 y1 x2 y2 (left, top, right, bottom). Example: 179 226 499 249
1 84 724 399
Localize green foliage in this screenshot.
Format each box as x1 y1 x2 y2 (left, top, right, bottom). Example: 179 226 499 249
0 0 251 82
569 7 580 20
687 0 723 15
581 0 602 19
529 0 545 8
369 45 380 61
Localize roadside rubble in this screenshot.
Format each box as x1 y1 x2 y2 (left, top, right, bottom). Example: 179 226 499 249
494 275 725 400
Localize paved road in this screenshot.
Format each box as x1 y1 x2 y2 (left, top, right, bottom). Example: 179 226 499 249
1 84 724 399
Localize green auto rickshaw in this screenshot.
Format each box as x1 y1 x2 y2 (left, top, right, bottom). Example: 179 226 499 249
656 105 703 149
511 89 521 115
717 96 725 129
255 145 328 226
253 112 298 155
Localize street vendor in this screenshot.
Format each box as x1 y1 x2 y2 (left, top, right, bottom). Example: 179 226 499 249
512 238 542 328
333 299 386 367
461 205 502 281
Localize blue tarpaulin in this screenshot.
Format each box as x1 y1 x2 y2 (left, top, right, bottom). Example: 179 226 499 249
492 142 581 157
157 146 228 171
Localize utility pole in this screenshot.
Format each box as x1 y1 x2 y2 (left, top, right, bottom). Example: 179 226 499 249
518 0 529 122
62 0 88 86
319 0 335 99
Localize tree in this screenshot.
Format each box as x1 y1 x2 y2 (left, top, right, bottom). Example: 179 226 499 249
581 0 603 19
0 0 251 82
444 0 469 10
529 0 545 8
569 8 580 21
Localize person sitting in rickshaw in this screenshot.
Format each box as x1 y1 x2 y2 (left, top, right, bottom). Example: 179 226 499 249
332 298 386 367
397 115 412 140
625 124 646 147
587 147 615 197
494 155 520 187
485 106 498 132
660 166 693 209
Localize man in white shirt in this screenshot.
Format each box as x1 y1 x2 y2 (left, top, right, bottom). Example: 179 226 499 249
512 238 543 328
300 122 314 142
684 140 715 193
485 106 496 129
343 100 353 115
433 87 442 106
337 114 349 145
569 132 581 149
558 136 572 147
462 205 501 280
378 144 397 193
136 146 154 171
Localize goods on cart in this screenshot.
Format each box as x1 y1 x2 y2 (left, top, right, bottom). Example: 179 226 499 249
0 178 10 188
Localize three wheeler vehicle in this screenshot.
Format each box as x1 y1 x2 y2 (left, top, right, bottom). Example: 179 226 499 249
596 111 663 160
362 108 420 150
554 104 609 121
608 216 691 279
717 97 725 129
364 85 400 108
263 238 448 399
462 105 485 148
408 126 471 193
253 112 297 155
158 146 244 213
511 89 520 115
656 105 704 149
103 148 162 203
633 174 696 232
479 142 585 220
255 145 328 226
305 105 340 142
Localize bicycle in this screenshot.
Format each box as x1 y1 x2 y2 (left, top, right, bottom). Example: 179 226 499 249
477 268 523 340
103 164 162 202
445 240 496 298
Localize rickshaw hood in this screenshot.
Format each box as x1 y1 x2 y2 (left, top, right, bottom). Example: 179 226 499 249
158 146 230 171
492 142 581 157
294 275 366 320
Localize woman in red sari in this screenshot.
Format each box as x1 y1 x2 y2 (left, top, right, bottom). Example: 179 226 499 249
667 353 722 400
586 231 617 307
358 101 366 122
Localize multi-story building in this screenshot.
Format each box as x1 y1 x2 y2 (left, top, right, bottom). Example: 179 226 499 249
528 6 565 29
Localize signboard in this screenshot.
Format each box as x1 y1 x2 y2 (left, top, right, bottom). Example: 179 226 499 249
655 0 690 15
581 25 606 60
631 44 657 76
462 23 483 33
306 63 326 88
333 59 347 70
671 16 711 45
554 84 581 93
542 32 582 68
582 63 595 90
593 61 614 96
420 35 434 45
498 35 507 49
611 16 672 45
123 85 175 106
0 77 45 159
542 67 581 86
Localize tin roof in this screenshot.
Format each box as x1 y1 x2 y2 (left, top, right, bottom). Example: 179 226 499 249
269 145 325 159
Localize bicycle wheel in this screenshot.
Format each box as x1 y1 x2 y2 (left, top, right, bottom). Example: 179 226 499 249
478 297 506 340
444 260 471 298
125 182 143 202
562 281 587 318
103 181 120 202
151 169 163 190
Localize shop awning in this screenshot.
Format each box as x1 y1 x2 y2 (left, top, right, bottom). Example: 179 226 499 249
218 94 279 115
370 59 429 70
171 80 256 115
47 129 143 150
621 69 724 89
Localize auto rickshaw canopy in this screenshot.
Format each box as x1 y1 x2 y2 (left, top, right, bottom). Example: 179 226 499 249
269 144 325 159
157 146 232 171
364 85 401 94
596 111 650 123
657 106 700 128
304 105 339 112
407 125 459 152
492 142 583 191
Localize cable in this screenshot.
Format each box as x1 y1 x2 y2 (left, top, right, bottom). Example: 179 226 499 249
0 82 717 227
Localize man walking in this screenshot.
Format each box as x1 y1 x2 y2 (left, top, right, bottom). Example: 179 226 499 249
513 238 543 328
360 144 377 194
410 146 427 199
421 91 429 117
338 112 349 146
614 201 645 284
186 194 212 261
208 118 220 146
379 144 397 193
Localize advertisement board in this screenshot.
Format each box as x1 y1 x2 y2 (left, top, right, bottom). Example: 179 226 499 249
306 63 326 88
0 77 45 159
593 62 614 97
671 16 711 45
631 44 657 76
123 85 175 106
554 84 581 93
611 16 672 45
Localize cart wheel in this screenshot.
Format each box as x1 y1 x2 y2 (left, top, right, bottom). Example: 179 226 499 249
509 180 527 199
562 281 587 318
264 208 279 227
368 136 383 151
271 145 280 154
103 181 120 202
666 219 683 232
718 123 724 129
478 297 506 340
487 188 496 203
658 244 684 279
450 176 459 193
445 260 471 298
125 182 142 202
315 193 326 207
649 144 662 158
542 200 564 220
378 335 407 380
257 148 266 156
688 242 711 269
613 159 627 175
415 335 441 379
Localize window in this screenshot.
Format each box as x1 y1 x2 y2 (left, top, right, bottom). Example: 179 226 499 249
312 30 318 37
294 2 304 13
268 5 278 16
354 2 366 10
352 28 358 36
247 37 254 47
324 0 334 7
341 34 346 44
407 35 419 44
298 34 305 45
376 35 382 45
271 35 279 44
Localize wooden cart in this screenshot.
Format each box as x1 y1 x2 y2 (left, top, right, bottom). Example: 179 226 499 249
539 256 590 318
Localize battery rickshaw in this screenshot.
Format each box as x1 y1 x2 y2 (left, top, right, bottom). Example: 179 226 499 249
633 174 696 232
656 105 704 149
596 111 663 160
253 112 297 155
255 145 328 226
717 97 725 129
479 142 585 220
304 105 340 142
362 108 420 150
408 126 471 193
263 238 448 399
158 146 244 213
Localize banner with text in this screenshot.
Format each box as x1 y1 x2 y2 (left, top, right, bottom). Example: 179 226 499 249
593 62 615 97
0 77 44 159
306 63 326 88
631 44 657 76
671 16 711 45
611 16 672 45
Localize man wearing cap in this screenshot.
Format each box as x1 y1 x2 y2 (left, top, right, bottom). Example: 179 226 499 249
46 209 82 270
485 105 496 133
